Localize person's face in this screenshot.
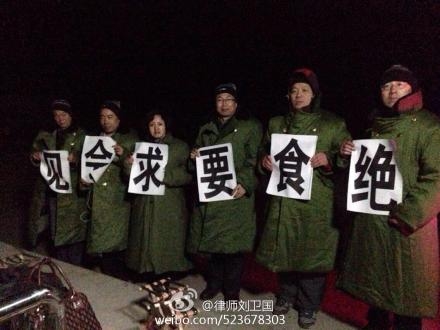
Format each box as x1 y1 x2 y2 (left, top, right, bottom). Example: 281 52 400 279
216 92 237 120
381 81 412 108
289 82 314 110
53 110 72 129
148 114 166 139
100 108 120 134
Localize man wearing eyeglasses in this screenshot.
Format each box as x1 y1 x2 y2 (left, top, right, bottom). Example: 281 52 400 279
188 83 262 302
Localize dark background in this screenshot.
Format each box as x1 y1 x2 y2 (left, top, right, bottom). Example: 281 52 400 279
1 1 440 141
1 1 440 245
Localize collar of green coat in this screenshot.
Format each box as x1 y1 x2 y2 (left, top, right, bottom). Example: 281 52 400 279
203 116 239 141
393 90 423 113
284 105 321 131
374 91 423 124
373 107 424 134
157 133 173 144
288 93 322 113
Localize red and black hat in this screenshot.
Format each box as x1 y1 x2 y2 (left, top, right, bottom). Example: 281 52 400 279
380 65 418 90
288 68 320 95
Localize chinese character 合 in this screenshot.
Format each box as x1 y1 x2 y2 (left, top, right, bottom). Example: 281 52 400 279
84 139 113 169
84 139 113 181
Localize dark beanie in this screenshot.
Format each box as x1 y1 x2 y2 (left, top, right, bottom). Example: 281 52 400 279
51 99 72 115
100 100 121 118
288 68 320 95
215 83 238 100
380 65 418 90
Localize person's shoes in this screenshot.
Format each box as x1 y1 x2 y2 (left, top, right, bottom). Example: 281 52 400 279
200 287 221 300
298 310 317 329
272 297 290 315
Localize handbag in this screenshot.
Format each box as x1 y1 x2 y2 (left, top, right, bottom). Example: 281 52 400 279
29 257 102 330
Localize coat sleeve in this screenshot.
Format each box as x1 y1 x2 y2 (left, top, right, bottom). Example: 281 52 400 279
69 129 86 170
319 119 352 176
392 127 440 231
257 119 274 175
114 132 137 167
163 141 192 187
188 129 203 173
236 120 263 194
30 131 52 166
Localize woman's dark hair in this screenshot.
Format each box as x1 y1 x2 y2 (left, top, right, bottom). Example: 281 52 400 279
141 109 174 141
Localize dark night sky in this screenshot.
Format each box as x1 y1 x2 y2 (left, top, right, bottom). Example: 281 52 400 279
1 0 440 144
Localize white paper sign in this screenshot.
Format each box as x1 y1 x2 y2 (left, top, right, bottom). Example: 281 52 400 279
128 142 169 195
347 139 403 215
40 150 72 194
266 134 317 200
81 136 116 183
196 143 237 202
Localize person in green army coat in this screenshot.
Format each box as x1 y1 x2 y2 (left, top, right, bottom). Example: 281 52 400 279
29 99 87 265
188 83 262 301
83 100 137 277
339 65 440 330
256 68 351 329
125 110 192 277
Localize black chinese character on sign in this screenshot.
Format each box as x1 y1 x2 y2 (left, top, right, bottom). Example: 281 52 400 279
274 138 310 194
43 152 69 191
84 139 113 181
200 146 233 198
352 143 397 211
352 145 370 203
133 146 163 191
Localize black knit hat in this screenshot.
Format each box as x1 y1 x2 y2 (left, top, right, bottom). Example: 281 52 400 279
380 65 418 90
100 100 121 118
288 68 320 95
51 99 72 115
215 83 238 100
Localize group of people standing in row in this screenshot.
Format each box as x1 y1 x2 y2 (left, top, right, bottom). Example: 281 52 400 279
29 64 440 330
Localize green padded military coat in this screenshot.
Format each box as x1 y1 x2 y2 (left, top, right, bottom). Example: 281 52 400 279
29 128 87 247
126 134 192 274
339 93 440 317
256 102 350 273
187 116 262 254
86 131 137 254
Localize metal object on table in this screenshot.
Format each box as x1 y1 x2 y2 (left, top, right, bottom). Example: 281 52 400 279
0 283 65 329
0 252 65 329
